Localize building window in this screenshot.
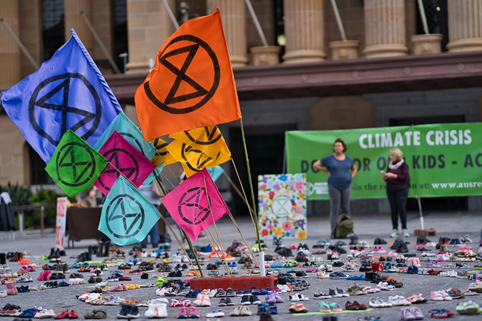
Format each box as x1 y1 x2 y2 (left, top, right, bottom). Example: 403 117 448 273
273 0 285 58
29 145 53 185
113 0 128 73
416 0 449 51
42 0 65 61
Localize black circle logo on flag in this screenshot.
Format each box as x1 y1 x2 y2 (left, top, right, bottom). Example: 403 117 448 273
97 148 140 192
119 131 147 155
180 143 221 173
29 73 102 146
143 35 220 114
56 142 96 187
178 187 211 225
183 126 222 145
106 194 145 239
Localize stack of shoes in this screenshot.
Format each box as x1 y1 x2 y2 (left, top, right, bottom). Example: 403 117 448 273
117 304 140 319
347 233 359 246
257 303 275 321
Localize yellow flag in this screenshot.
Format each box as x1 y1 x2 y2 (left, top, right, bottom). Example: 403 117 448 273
167 126 231 177
150 138 177 166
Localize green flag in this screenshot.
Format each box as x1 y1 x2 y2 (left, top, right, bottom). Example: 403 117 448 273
45 130 108 197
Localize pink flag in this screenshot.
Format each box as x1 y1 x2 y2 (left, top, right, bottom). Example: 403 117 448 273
95 131 155 196
162 168 228 242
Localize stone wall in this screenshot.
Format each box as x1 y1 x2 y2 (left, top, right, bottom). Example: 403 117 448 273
0 115 27 185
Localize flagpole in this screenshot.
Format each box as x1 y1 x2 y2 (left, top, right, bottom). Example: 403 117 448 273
205 172 259 266
239 119 262 250
154 174 204 276
222 171 253 212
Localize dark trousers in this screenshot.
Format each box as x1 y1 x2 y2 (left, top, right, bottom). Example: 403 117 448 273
386 186 408 230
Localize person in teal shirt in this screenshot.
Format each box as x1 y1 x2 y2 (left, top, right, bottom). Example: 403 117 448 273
313 138 357 238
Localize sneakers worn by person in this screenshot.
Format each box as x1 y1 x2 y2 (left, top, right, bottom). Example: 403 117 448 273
403 229 410 238
390 229 398 238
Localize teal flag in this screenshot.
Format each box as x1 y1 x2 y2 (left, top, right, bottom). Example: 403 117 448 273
207 165 224 182
98 176 160 246
94 113 156 160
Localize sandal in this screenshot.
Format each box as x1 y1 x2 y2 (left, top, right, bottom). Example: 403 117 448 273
93 310 107 319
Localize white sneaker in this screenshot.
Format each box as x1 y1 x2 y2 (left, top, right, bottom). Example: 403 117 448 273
390 229 398 238
229 306 242 316
297 294 309 301
289 294 300 302
206 310 224 318
207 289 217 297
156 288 168 296
144 302 167 318
34 309 56 318
240 306 252 316
403 229 410 237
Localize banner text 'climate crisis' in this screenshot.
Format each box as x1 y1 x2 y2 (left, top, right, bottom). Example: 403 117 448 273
358 130 472 149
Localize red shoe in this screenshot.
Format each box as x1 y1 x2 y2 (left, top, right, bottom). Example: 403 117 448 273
68 310 78 319
54 310 70 319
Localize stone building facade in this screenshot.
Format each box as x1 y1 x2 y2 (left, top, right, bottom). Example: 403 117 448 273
1 0 482 214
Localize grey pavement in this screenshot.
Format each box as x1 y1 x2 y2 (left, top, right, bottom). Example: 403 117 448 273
0 210 481 321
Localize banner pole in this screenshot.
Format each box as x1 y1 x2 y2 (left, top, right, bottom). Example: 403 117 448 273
239 119 262 250
416 196 424 230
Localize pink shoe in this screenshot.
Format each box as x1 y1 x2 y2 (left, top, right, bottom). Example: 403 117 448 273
121 284 128 291
5 280 17 295
37 271 46 281
388 251 398 258
108 285 117 292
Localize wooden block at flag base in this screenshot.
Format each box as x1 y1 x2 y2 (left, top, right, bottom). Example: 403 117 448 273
190 275 277 291
414 228 436 236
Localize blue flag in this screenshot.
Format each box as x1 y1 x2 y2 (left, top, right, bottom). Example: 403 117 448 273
207 165 224 182
98 175 160 246
1 29 123 163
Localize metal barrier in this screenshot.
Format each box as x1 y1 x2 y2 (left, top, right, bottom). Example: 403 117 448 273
12 204 55 236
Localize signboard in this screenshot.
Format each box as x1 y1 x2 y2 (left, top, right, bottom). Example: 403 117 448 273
258 174 307 239
55 197 68 250
286 123 482 200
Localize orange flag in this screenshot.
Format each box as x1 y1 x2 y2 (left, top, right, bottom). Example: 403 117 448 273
135 8 242 141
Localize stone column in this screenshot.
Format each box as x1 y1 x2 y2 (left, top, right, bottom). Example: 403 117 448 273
0 0 20 90
362 0 407 58
64 0 94 53
447 0 482 52
126 0 176 74
19 0 43 78
282 0 325 63
207 0 248 67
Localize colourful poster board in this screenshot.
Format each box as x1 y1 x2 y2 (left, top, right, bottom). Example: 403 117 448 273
258 174 307 239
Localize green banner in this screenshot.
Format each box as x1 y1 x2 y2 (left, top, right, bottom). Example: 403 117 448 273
286 123 482 200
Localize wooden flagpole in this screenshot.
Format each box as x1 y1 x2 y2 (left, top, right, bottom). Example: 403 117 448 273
239 119 262 250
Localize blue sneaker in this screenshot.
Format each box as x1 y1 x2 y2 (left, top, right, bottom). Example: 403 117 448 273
18 308 39 318
58 281 69 287
200 244 212 254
